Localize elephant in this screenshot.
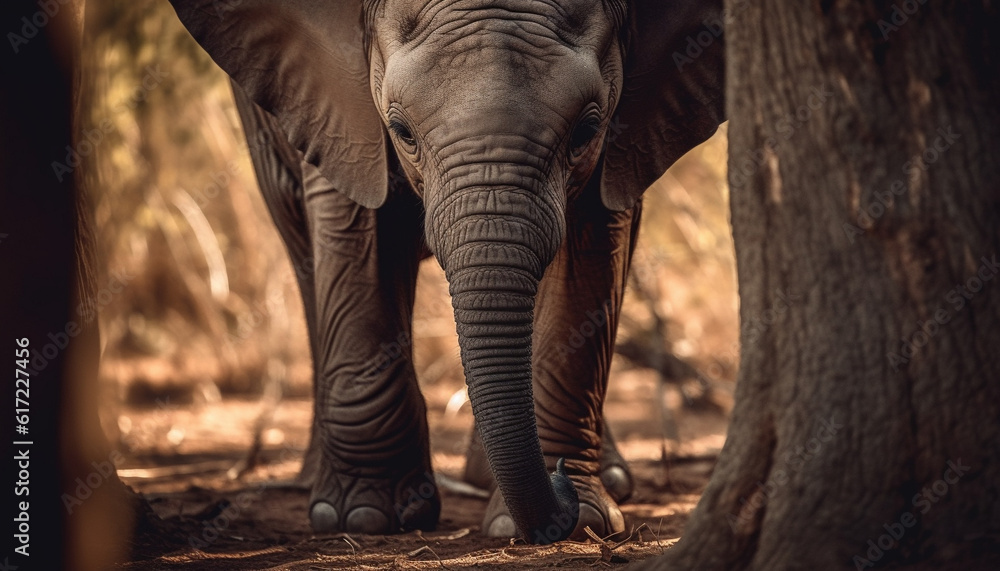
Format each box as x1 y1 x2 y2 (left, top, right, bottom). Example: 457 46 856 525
167 0 725 544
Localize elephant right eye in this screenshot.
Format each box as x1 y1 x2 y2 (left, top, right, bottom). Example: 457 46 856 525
388 119 417 149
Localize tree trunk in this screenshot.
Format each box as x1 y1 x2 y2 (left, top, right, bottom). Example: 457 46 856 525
641 1 1000 569
2 1 133 569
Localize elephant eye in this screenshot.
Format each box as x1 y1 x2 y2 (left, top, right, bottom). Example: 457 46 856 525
569 114 602 156
389 119 417 149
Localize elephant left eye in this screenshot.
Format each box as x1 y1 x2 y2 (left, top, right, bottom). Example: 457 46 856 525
389 119 417 149
569 114 602 157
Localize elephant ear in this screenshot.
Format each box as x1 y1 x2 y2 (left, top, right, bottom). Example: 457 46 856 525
169 0 387 208
600 0 726 211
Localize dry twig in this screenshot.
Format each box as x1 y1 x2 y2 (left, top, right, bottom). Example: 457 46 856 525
406 544 448 568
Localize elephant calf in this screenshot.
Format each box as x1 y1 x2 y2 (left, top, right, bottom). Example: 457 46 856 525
168 0 724 544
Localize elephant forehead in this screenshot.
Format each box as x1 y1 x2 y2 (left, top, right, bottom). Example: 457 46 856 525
395 42 588 93
378 0 593 46
372 1 619 115
381 37 603 118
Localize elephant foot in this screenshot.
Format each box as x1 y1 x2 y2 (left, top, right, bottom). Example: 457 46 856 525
482 470 624 542
310 468 440 534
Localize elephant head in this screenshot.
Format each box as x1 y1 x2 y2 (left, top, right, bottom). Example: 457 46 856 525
169 0 724 543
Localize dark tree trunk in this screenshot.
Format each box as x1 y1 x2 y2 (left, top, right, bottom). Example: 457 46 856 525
640 1 1000 569
1 2 134 569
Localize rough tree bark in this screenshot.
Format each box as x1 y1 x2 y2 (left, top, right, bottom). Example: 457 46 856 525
639 1 1000 569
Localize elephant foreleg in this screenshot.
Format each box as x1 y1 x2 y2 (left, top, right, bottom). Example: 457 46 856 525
303 177 439 534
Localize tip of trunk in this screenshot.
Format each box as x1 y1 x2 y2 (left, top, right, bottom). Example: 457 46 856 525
532 458 580 544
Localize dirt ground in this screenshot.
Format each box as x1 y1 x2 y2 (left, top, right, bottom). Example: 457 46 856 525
112 368 729 570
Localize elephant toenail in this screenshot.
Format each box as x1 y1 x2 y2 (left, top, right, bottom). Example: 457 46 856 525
600 465 633 503
345 507 391 534
486 514 517 538
575 503 607 537
310 501 340 532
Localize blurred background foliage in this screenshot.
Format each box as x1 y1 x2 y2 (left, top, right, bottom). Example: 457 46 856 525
82 1 737 439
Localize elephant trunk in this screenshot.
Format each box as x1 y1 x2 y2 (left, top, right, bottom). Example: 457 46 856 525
426 186 577 543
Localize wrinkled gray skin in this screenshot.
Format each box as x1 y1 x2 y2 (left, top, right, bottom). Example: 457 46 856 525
169 0 724 544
